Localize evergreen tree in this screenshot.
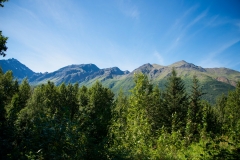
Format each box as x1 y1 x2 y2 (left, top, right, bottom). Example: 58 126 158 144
201 101 220 136
147 86 163 135
186 75 204 142
162 68 188 133
225 81 240 141
214 94 228 134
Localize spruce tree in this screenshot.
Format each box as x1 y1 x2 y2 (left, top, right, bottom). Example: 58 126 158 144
214 94 228 134
147 86 163 135
162 68 188 133
186 75 204 142
225 81 240 141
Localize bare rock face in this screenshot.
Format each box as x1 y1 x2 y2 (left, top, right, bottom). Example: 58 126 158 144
216 77 229 83
132 63 153 74
216 77 236 87
229 80 237 87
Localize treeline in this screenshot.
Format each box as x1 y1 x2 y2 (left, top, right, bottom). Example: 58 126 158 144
0 67 240 159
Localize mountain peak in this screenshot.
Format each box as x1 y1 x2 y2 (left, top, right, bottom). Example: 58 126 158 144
132 63 153 74
139 63 153 68
58 63 100 73
170 60 189 67
169 60 206 72
0 58 35 79
180 60 187 63
101 67 127 76
1 58 240 103
7 58 18 61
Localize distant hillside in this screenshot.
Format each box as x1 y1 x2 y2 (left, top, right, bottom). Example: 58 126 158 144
1 58 240 103
29 64 129 85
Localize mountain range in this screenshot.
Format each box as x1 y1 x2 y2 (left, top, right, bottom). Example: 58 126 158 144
1 58 240 103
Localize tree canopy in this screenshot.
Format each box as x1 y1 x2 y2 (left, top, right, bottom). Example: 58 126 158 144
0 67 240 159
0 0 8 57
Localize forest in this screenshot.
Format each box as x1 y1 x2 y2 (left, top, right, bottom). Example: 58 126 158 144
0 67 240 159
1 0 240 159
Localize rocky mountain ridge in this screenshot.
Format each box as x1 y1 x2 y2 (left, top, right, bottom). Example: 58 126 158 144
0 58 130 85
1 58 240 103
1 58 239 87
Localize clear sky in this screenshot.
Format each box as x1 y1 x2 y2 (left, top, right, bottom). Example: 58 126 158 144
0 0 240 72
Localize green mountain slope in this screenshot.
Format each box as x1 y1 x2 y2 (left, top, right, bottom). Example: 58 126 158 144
1 59 239 103
89 61 239 103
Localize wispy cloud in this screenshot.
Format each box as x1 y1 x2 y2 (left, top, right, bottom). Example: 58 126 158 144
163 37 182 54
37 0 70 24
163 7 208 54
209 39 240 58
153 51 164 65
35 0 85 29
116 0 140 19
236 21 240 31
172 4 199 28
230 61 240 69
185 9 208 29
205 15 219 27
200 38 240 68
205 15 240 31
127 6 140 19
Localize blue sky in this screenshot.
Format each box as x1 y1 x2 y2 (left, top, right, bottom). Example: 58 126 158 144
0 0 240 72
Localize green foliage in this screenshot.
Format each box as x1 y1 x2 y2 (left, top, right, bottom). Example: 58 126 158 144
148 86 163 134
80 81 114 159
201 80 235 104
162 68 189 133
0 31 7 57
58 83 79 121
0 0 8 56
214 94 228 134
109 89 130 158
186 75 204 142
224 82 240 142
7 79 31 123
0 69 19 158
124 73 153 158
0 0 8 7
1 65 240 159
